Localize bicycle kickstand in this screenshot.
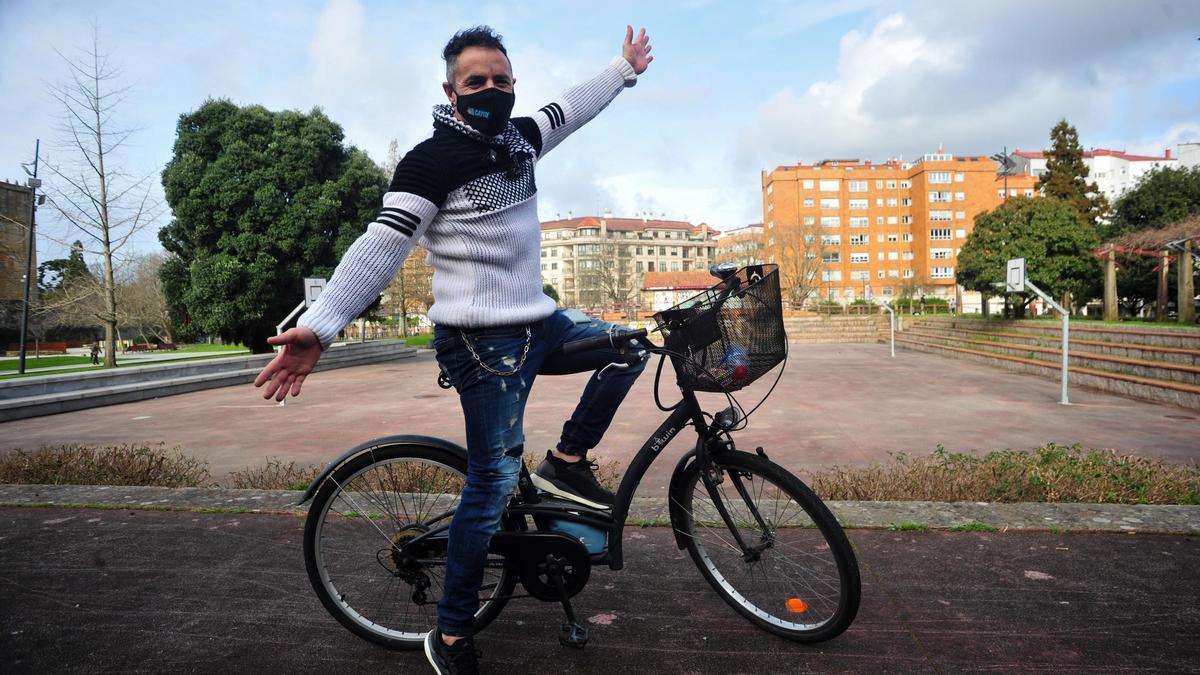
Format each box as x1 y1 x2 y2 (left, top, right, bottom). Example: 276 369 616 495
545 555 589 649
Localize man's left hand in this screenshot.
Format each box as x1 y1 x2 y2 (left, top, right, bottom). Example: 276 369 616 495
623 25 653 75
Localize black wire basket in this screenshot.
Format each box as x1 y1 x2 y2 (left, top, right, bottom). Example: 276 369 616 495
652 264 787 392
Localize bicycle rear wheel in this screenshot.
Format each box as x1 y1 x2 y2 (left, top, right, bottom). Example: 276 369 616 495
675 450 860 642
303 443 516 650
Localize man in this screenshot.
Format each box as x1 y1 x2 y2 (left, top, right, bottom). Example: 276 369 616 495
254 25 653 674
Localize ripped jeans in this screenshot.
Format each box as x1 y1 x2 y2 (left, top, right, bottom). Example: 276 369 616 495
431 309 646 636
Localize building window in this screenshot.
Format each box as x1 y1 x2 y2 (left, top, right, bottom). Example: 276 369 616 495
901 198 912 206
929 191 952 203
821 216 840 227
636 261 643 272
930 210 953 222
848 199 868 210
875 198 884 207
930 266 955 279
876 216 884 225
882 286 894 296
931 248 953 260
903 233 912 242
851 270 869 281
820 198 840 209
902 252 913 260
997 189 1006 198
954 173 965 182
850 253 870 264
955 229 967 239
875 180 884 189
849 217 869 228
671 261 679 271
887 233 898 242
767 202 773 212
803 198 815 207
899 180 911 189
886 180 897 189
903 269 912 278
552 262 558 270
930 228 952 240
877 252 885 261
821 234 841 246
955 211 966 220
802 179 814 189
887 198 897 207
888 269 899 278
541 263 547 271
1024 189 1034 197
767 184 773 195
954 192 965 201
803 216 815 225
822 252 841 264
887 251 898 261
821 270 842 282
819 179 840 192
848 180 868 192
887 216 898 225
877 270 885 279
850 234 868 245
928 172 952 184
901 216 913 225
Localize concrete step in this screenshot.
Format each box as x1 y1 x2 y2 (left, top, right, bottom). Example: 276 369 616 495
908 325 1200 367
914 318 1200 350
905 330 1200 386
897 335 1200 410
0 342 417 422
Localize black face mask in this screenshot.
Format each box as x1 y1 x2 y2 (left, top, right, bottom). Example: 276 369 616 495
453 87 515 137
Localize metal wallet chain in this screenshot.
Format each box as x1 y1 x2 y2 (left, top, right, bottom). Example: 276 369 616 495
460 326 532 377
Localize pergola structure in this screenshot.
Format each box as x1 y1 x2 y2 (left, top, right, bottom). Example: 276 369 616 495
1097 215 1199 323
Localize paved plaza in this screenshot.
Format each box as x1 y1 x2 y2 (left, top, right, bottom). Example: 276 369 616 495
1 344 1196 491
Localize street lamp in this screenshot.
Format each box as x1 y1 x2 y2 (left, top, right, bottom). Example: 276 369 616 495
17 139 41 375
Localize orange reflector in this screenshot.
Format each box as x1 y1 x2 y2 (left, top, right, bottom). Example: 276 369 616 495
786 598 808 613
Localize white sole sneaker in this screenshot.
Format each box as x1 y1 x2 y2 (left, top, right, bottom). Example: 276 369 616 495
529 473 612 510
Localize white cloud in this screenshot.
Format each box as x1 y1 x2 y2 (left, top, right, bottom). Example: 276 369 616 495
735 0 1200 178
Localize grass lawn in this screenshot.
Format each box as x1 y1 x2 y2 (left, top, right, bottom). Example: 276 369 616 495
0 352 257 381
0 356 92 371
405 334 434 348
172 343 249 353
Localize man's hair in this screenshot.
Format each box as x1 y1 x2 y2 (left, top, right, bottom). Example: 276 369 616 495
443 26 508 83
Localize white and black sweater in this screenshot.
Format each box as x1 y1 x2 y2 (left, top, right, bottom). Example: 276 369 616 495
296 56 638 349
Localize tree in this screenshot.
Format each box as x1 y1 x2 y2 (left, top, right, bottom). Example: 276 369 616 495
542 283 560 304
957 197 1100 318
160 100 387 352
773 221 826 307
383 244 433 336
43 27 159 366
37 240 91 293
116 253 172 343
1104 167 1200 314
1037 119 1108 225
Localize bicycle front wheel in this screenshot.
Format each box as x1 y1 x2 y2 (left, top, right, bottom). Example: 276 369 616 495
303 443 516 650
676 450 860 642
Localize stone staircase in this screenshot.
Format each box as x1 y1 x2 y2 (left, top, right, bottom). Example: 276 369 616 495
784 315 891 343
897 318 1200 410
0 340 417 422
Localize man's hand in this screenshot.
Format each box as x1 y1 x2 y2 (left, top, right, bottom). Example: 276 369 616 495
254 327 321 401
622 25 653 75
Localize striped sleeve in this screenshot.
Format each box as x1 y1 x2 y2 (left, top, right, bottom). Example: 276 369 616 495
296 192 437 350
534 56 637 157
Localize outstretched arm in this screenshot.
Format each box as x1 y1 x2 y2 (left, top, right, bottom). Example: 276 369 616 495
532 25 653 157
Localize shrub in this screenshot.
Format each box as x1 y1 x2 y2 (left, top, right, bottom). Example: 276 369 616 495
0 444 212 487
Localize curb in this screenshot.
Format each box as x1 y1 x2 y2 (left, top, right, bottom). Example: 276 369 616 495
2 484 1197 534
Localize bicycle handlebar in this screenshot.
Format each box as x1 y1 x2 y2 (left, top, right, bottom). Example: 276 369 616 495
561 328 648 355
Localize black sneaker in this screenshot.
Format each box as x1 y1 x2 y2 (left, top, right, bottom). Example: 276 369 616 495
424 628 479 675
531 451 615 509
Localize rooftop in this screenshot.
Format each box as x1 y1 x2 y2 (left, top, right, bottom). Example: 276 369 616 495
541 215 704 232
1013 148 1173 162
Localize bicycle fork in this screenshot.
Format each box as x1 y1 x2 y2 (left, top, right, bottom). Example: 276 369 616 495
699 461 774 562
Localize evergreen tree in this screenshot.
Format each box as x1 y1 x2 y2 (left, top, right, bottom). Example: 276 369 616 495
159 100 387 352
957 197 1100 317
1037 119 1109 225
37 241 91 292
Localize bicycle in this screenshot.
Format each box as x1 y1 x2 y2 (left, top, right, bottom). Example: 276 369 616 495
298 263 861 651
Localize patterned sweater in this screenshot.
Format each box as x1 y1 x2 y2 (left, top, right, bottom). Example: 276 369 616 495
297 56 638 349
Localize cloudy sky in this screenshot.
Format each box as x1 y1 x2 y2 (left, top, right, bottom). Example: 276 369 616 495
2 0 1198 262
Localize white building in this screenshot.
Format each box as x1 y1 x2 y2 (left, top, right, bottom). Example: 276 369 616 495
1177 142 1200 169
1010 148 1176 201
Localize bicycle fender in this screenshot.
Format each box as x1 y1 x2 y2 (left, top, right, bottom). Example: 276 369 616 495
295 434 469 506
667 449 700 550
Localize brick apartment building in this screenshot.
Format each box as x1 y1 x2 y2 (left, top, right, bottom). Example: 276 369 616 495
1 180 36 331
714 224 765 268
761 151 1037 307
540 213 716 310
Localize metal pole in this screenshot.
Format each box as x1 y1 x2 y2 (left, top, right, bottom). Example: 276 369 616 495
17 139 40 375
1025 279 1069 405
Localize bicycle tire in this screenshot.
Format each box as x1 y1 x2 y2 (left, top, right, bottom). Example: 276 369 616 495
303 442 517 650
675 450 860 642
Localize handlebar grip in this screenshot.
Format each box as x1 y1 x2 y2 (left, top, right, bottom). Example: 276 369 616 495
561 328 648 355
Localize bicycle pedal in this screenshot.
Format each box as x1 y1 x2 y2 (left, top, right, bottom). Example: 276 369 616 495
559 622 589 648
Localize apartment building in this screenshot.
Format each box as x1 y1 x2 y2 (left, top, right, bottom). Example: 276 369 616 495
1011 148 1176 202
761 151 1037 304
540 213 716 309
714 224 765 268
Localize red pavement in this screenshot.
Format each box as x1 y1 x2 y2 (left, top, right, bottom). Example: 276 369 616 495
1 344 1197 491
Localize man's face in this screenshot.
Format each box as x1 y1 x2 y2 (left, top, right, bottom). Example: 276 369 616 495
444 46 514 109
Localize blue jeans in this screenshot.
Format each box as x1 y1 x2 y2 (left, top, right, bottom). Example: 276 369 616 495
431 309 647 636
